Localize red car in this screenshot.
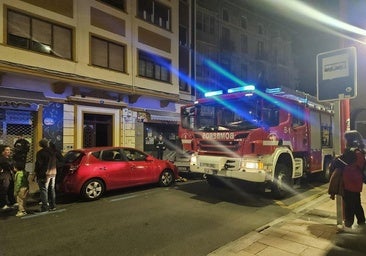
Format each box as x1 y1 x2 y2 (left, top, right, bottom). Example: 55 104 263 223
60 147 179 200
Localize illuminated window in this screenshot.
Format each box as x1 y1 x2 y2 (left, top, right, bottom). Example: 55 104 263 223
7 10 72 59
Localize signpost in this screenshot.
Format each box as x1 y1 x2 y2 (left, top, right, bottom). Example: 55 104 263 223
316 47 357 102
317 47 357 228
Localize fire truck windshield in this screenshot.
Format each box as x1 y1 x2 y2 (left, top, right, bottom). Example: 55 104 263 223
181 97 279 132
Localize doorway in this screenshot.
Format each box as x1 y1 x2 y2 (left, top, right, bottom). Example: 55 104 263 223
83 113 113 147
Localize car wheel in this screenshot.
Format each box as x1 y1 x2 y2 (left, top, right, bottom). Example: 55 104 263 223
159 169 174 187
81 178 105 200
271 163 293 199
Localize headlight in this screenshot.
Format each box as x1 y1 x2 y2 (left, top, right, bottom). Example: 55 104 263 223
190 155 197 165
244 161 264 170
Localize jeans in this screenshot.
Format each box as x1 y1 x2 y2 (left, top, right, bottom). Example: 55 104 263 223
38 176 56 210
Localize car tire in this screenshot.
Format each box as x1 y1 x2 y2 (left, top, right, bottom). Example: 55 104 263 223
159 169 174 187
81 178 105 200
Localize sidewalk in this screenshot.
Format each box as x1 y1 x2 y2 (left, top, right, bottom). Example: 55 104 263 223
208 186 366 256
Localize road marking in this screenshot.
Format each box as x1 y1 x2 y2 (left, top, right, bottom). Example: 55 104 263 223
110 194 138 202
21 208 66 219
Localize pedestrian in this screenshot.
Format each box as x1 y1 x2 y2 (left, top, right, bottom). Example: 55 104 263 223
13 161 29 217
34 139 55 212
13 133 30 166
155 134 166 160
0 145 16 210
49 141 64 198
329 131 366 228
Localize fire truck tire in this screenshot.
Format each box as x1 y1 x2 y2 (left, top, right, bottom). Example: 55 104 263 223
320 158 332 183
271 163 293 199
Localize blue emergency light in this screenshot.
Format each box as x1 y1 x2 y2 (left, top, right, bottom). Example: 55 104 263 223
227 85 255 93
204 90 223 97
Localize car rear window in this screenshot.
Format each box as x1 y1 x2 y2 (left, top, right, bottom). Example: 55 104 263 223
64 151 84 164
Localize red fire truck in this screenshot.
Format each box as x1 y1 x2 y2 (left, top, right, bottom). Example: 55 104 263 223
178 86 335 198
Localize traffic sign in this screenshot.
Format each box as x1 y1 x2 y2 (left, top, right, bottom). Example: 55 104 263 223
316 47 357 102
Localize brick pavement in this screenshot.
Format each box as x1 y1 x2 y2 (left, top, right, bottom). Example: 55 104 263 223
208 186 366 256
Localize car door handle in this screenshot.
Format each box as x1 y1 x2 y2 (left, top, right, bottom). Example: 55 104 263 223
100 167 107 170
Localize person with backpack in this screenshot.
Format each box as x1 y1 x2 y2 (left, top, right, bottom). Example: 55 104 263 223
13 133 30 166
329 131 366 228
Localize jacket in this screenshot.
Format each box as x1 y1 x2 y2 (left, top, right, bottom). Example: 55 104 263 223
342 149 365 193
14 170 29 195
34 148 52 180
328 168 344 198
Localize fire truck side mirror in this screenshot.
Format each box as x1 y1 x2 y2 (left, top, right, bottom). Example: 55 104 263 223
278 139 283 146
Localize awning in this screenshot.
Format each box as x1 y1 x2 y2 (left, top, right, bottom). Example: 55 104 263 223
148 109 180 122
0 87 48 105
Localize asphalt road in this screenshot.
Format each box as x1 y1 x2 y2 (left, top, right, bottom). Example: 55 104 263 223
0 178 328 256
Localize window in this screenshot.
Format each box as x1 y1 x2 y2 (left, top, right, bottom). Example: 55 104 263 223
240 16 247 29
258 24 264 35
241 34 248 53
179 25 187 46
241 64 248 80
7 10 72 59
222 9 229 22
257 41 264 58
99 0 126 11
196 11 215 34
137 0 171 30
91 36 125 72
138 50 171 82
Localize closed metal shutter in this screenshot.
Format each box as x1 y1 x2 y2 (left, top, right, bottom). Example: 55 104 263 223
0 109 35 163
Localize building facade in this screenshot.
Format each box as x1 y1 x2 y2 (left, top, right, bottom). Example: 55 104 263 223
194 0 299 98
0 0 307 171
0 0 196 167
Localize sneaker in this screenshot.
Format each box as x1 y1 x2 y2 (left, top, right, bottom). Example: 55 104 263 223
16 211 27 217
12 203 19 208
49 207 56 211
2 205 10 210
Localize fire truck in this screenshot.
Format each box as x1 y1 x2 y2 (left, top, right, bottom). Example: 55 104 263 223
179 86 335 198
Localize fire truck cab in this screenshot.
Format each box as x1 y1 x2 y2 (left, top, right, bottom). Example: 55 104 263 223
179 86 334 198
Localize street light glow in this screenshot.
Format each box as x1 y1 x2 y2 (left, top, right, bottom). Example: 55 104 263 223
262 0 366 44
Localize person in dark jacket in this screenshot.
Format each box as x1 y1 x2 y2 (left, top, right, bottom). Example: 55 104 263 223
13 133 30 166
331 131 366 228
155 134 166 160
0 145 16 210
34 139 52 212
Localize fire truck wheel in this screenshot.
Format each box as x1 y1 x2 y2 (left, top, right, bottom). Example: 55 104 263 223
271 163 293 199
320 158 332 183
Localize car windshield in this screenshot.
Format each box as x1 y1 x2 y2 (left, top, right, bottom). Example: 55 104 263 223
181 97 279 131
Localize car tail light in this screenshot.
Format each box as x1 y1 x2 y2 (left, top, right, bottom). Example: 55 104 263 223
69 163 80 174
